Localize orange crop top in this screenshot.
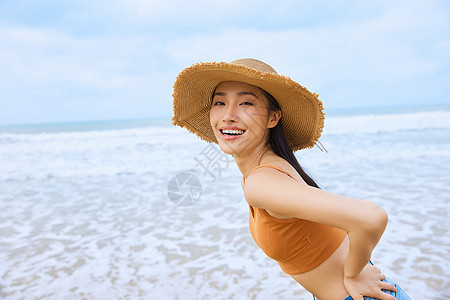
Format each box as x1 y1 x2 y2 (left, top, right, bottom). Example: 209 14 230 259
243 164 347 275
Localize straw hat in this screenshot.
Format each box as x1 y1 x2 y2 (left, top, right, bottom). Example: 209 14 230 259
172 58 324 151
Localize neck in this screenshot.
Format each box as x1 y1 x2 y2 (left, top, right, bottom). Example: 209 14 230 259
233 143 276 179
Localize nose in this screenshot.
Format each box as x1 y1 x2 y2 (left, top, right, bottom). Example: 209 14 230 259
222 104 238 122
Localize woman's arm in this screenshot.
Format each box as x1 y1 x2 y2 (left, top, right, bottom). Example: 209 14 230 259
243 168 388 279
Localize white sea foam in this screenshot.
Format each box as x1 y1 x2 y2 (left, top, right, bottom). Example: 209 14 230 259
0 110 449 299
324 110 450 135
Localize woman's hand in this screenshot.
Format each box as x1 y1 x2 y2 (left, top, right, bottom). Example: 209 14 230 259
344 264 397 300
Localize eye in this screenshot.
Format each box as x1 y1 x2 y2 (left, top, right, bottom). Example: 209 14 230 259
241 102 253 106
212 101 224 106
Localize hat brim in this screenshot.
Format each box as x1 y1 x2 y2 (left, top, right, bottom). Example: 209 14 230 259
172 61 324 151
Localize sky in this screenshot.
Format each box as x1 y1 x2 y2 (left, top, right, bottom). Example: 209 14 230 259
0 0 449 125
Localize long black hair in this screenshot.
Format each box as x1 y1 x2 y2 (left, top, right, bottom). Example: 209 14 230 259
261 89 320 189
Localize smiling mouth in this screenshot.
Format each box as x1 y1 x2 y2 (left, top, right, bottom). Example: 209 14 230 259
219 129 246 136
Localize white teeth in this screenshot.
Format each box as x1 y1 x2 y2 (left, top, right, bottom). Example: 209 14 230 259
221 129 245 135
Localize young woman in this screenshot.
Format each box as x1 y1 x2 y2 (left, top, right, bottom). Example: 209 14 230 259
172 58 411 300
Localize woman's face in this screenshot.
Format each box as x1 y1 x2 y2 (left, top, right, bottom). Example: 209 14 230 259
209 81 280 156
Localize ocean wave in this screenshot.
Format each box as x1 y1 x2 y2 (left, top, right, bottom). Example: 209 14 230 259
0 126 185 144
0 110 448 299
324 110 450 135
0 110 448 182
1 110 448 142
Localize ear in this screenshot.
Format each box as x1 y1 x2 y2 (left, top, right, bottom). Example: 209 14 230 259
267 110 281 129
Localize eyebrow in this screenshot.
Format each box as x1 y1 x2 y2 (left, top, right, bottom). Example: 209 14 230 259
213 91 258 98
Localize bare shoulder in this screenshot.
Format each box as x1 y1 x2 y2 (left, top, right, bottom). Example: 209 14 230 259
243 163 307 207
243 163 387 231
259 159 303 181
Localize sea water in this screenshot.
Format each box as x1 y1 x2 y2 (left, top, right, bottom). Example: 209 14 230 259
0 107 449 299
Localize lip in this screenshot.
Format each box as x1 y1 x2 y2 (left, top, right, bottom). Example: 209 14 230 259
219 126 246 131
218 126 246 141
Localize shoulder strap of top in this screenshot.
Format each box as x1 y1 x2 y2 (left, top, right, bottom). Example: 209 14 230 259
242 164 298 184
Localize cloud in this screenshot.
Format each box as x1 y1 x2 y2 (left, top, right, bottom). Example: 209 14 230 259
0 0 448 124
109 0 248 18
165 0 450 107
0 26 175 123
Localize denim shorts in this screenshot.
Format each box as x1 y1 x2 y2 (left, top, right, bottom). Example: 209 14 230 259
312 276 411 300
312 261 411 300
342 276 411 300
